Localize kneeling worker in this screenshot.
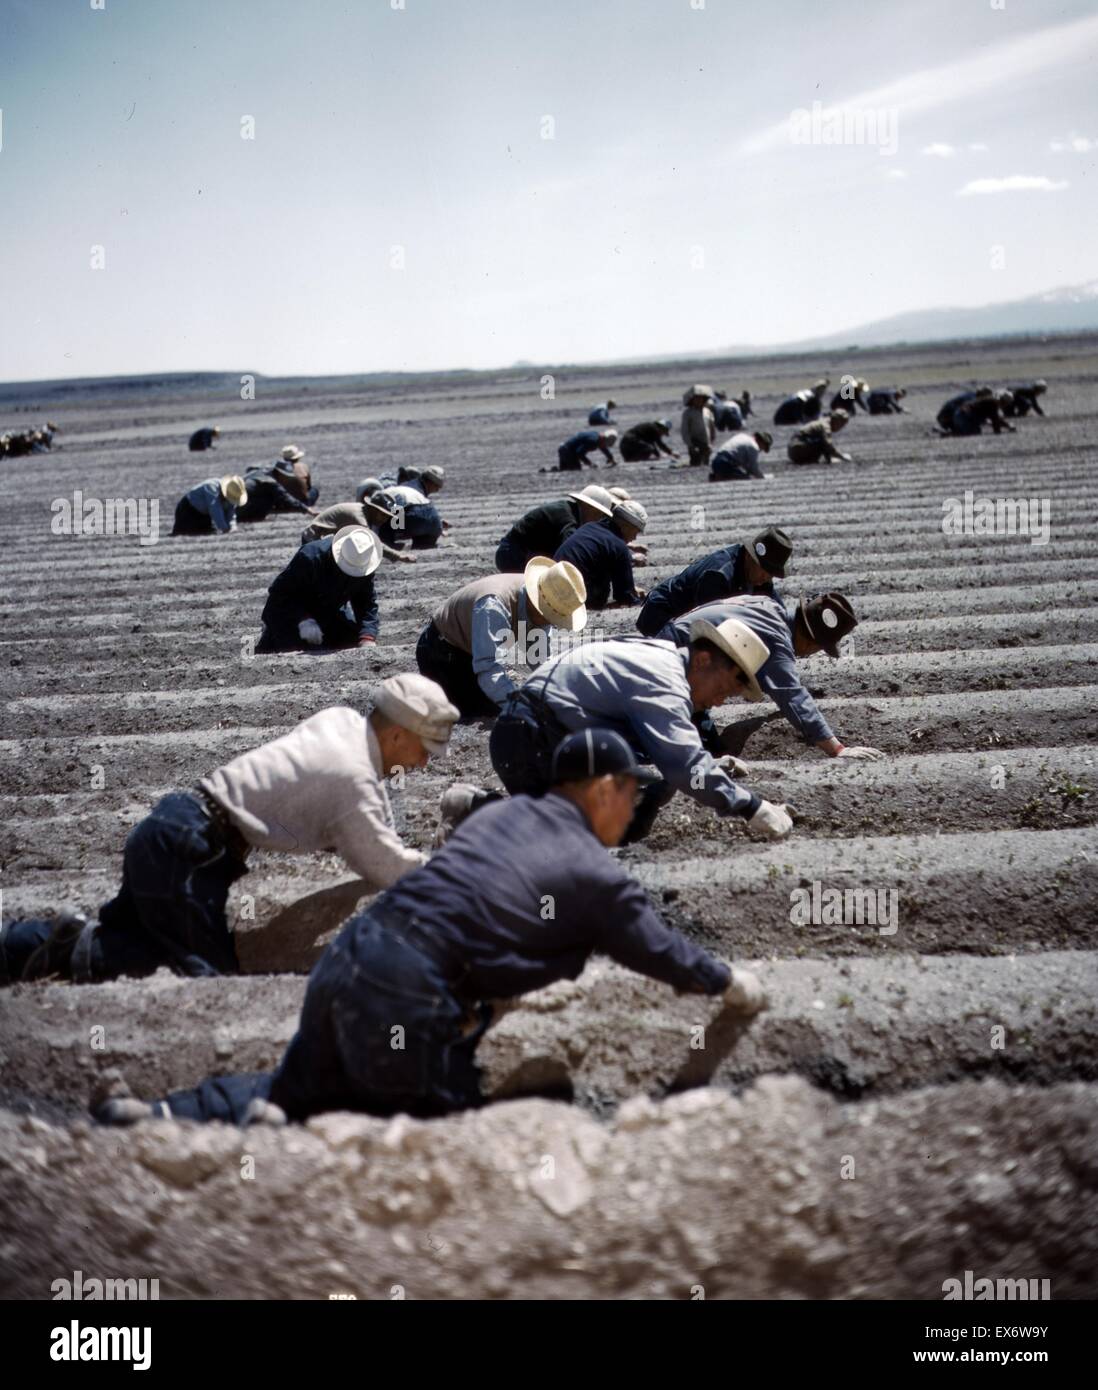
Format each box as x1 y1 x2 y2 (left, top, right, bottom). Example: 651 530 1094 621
1 676 458 987
787 410 852 465
490 619 796 843
255 525 382 653
636 525 791 636
416 558 588 718
94 729 765 1127
171 474 248 535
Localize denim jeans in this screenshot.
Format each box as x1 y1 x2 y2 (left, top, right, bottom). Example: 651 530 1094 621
255 603 361 653
415 622 498 719
378 502 443 549
488 695 566 796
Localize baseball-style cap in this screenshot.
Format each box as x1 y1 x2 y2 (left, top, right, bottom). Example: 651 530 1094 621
744 525 793 578
797 591 858 658
551 728 661 784
373 673 460 755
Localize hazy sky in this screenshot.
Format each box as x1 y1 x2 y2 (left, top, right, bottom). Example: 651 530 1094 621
1 0 1096 381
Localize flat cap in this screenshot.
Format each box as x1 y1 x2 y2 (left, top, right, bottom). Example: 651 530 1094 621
373 673 460 754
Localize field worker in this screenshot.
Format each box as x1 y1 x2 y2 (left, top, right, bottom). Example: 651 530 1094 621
275 445 319 505
680 382 715 407
357 477 384 500
494 484 615 573
681 392 716 468
188 425 220 452
709 430 773 481
171 474 248 535
1002 380 1048 417
636 525 792 637
938 388 1016 436
787 410 852 465
415 558 588 718
554 427 618 471
737 389 753 420
711 393 745 433
619 419 679 462
654 592 884 760
773 379 829 426
1 677 458 988
372 480 445 548
867 386 907 415
255 525 383 653
490 620 796 845
394 463 446 495
93 728 767 1128
236 463 319 523
588 400 618 426
554 498 647 610
299 495 417 563
829 380 869 415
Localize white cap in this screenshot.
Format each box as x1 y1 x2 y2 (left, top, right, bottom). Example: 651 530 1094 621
373 673 460 755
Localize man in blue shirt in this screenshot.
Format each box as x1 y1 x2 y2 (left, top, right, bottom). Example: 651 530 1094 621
553 498 646 609
636 525 791 636
587 400 617 426
255 526 383 652
93 730 767 1127
554 428 618 471
656 592 884 760
171 475 248 535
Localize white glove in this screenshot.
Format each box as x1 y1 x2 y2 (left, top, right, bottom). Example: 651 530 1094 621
723 967 768 1015
836 745 884 760
745 800 794 840
714 754 749 779
298 618 323 647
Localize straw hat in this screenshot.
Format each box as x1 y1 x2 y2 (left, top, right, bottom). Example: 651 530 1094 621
220 475 248 505
567 484 614 517
280 445 305 463
331 526 382 578
688 616 769 702
524 557 588 631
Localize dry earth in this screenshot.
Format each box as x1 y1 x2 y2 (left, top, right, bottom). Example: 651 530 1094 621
1 335 1096 1299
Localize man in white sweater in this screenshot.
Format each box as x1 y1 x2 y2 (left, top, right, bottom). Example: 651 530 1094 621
0 675 459 986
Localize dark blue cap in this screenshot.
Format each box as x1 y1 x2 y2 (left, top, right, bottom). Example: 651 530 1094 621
551 729 661 784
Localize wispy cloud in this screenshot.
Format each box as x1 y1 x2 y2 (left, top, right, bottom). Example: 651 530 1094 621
739 13 1098 155
1050 134 1096 152
958 175 1069 195
923 142 955 157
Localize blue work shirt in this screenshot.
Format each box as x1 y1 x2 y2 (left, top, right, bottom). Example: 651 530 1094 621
554 520 639 608
377 792 731 998
184 478 237 533
587 404 614 426
659 594 834 745
471 590 535 704
261 536 380 640
522 638 760 818
641 543 779 625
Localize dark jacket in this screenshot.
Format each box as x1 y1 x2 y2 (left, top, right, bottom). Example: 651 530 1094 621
636 543 778 635
260 537 379 643
554 520 639 609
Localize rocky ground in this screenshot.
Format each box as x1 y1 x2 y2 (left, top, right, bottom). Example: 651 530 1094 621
1 335 1096 1299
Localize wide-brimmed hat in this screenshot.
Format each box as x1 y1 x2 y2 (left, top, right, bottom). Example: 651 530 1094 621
568 484 614 517
373 673 459 755
600 428 619 443
689 617 769 702
219 475 248 505
612 498 647 534
356 477 383 502
684 383 714 403
743 525 793 578
797 591 857 659
524 557 587 631
421 464 445 486
280 444 305 463
331 525 382 578
755 430 774 451
606 486 632 502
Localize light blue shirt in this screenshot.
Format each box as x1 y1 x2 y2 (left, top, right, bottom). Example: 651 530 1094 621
471 591 535 705
184 478 236 533
524 637 759 817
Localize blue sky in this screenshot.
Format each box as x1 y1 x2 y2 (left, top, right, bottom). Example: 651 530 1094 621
1 0 1096 381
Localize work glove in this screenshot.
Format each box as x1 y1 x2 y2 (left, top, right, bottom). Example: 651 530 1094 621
714 754 749 779
836 745 884 760
723 966 769 1015
745 800 794 840
357 635 377 647
297 618 323 646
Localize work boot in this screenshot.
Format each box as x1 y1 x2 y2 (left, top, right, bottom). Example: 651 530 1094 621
18 912 88 982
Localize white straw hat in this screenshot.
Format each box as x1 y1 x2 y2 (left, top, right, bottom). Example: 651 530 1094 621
280 445 305 463
688 616 769 702
524 557 588 631
220 475 248 505
331 525 382 577
567 484 614 517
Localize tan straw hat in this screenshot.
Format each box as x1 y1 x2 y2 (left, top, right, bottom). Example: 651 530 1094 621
524 557 588 631
689 616 769 702
220 475 248 505
331 525 382 577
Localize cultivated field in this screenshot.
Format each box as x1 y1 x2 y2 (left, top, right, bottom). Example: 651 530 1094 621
1 334 1096 1299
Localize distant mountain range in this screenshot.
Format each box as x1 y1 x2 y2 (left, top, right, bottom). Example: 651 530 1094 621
734 280 1098 355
